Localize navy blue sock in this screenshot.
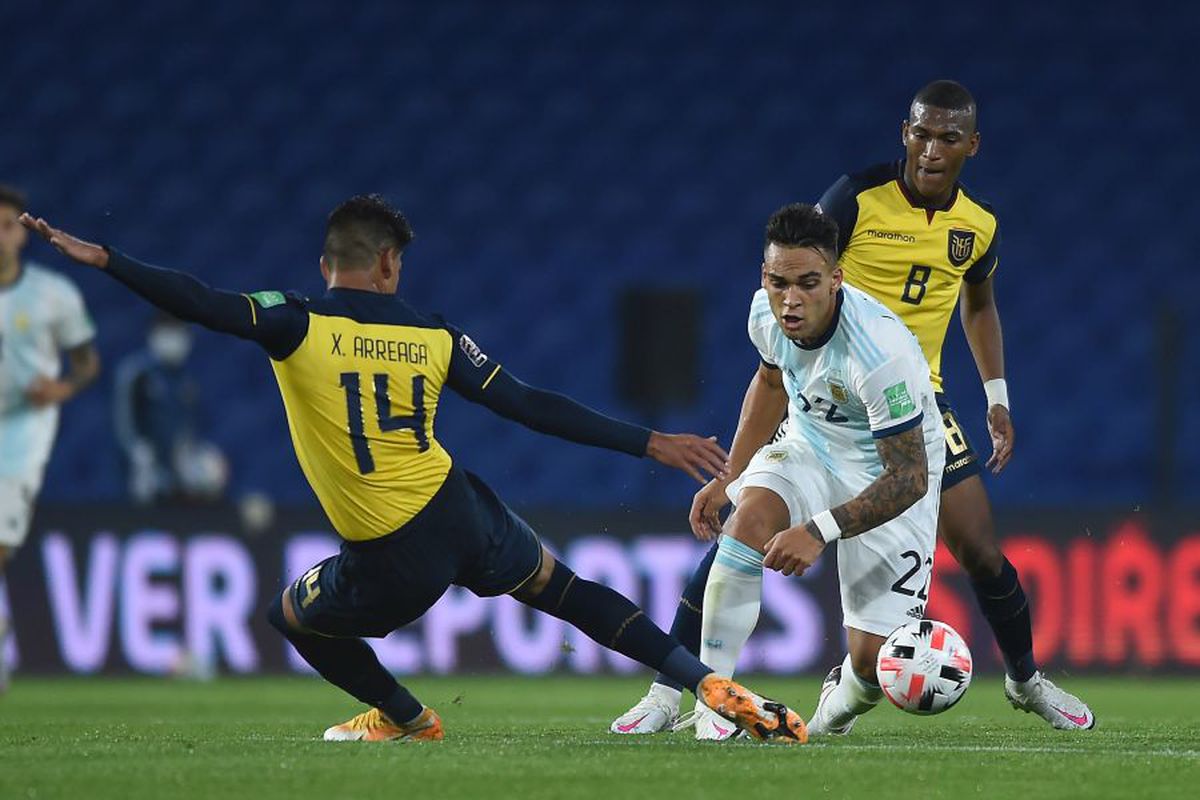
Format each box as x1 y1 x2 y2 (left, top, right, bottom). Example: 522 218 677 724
523 561 711 694
971 557 1037 682
267 593 424 724
653 541 717 691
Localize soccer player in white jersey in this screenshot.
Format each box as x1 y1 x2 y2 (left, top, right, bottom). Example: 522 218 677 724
676 203 944 738
0 186 99 691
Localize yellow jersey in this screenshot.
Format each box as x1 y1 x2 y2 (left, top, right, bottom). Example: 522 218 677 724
247 288 496 541
817 161 999 392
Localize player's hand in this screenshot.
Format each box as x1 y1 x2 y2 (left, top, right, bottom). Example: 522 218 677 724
18 213 109 269
985 405 1015 474
25 376 74 407
688 479 732 541
646 432 730 485
763 524 825 577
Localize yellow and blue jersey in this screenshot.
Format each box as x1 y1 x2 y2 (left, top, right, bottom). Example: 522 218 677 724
263 290 471 540
817 161 1000 392
102 249 651 544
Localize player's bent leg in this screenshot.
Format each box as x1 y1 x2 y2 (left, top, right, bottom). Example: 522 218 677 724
268 590 442 742
940 476 1034 681
515 548 806 744
808 629 886 737
940 476 1095 730
267 550 450 743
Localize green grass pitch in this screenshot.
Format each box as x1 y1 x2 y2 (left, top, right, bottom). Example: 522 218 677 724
1 675 1197 799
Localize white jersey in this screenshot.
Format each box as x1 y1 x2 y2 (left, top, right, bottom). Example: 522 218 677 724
0 262 96 478
747 285 943 490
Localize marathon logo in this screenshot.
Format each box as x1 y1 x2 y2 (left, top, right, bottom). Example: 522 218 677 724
866 229 917 243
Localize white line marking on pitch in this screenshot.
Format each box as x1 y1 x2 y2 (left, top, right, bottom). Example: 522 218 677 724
828 743 1199 759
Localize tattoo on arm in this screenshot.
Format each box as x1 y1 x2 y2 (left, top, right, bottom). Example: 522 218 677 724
829 425 928 539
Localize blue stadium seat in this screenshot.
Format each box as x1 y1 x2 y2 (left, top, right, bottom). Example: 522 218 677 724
2 0 1190 507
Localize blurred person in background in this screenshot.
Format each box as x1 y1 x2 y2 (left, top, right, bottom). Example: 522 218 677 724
113 312 228 505
0 185 99 692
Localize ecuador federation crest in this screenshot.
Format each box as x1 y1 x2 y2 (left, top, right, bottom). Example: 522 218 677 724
947 229 976 267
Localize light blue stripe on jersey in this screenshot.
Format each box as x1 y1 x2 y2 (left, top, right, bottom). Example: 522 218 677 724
792 410 839 474
715 534 764 574
841 306 886 371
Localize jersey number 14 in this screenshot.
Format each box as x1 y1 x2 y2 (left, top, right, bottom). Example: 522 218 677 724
339 372 430 474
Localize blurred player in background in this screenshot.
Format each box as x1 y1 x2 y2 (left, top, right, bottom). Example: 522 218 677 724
0 186 99 693
113 312 228 505
612 80 1094 735
20 197 806 744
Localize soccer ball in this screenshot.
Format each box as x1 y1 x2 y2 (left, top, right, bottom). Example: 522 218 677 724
876 620 972 715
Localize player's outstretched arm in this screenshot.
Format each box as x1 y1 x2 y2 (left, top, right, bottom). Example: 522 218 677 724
20 213 306 359
960 276 1014 473
459 366 729 483
764 425 928 576
689 362 788 540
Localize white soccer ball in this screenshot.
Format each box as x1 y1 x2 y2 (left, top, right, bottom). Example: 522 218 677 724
876 620 973 715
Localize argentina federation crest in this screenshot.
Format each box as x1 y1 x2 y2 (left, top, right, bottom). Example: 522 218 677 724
827 371 849 403
947 229 976 267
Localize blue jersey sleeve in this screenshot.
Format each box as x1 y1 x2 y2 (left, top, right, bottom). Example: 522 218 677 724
104 249 309 360
817 174 860 257
964 223 1000 284
441 320 650 457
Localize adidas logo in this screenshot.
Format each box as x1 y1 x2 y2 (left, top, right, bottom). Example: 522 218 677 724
906 606 925 620
704 638 724 649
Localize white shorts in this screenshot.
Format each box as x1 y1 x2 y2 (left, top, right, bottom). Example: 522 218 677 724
0 474 42 549
725 439 941 637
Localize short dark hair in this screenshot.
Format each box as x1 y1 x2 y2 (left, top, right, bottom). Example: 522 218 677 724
765 203 839 262
0 184 27 214
323 194 414 269
912 80 977 126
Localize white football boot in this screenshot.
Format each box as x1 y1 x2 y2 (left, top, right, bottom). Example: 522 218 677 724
672 699 740 741
1005 672 1096 730
609 683 681 735
806 664 856 737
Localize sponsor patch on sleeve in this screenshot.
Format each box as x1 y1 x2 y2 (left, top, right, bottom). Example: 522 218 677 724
884 381 915 419
248 290 286 309
459 334 488 368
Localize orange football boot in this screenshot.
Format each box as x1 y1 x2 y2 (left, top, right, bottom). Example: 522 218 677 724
322 706 444 742
699 675 808 744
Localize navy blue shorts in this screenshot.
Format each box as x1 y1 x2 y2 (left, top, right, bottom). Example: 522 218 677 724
936 393 983 491
288 467 543 638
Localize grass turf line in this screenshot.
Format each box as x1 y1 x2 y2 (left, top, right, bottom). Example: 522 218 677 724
1 675 1197 800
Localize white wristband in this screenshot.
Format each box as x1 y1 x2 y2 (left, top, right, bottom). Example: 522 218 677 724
811 510 841 544
984 378 1009 410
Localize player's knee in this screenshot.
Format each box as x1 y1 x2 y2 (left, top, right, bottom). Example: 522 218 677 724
266 588 298 634
950 528 1004 579
512 547 558 602
723 503 782 553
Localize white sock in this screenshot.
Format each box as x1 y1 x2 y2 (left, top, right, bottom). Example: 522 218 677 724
818 654 883 731
699 536 764 678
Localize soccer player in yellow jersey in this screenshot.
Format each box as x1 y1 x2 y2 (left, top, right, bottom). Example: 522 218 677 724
20 198 807 744
611 81 1094 736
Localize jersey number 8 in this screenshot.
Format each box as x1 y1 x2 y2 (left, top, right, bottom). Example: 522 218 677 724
902 264 933 305
339 372 430 474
